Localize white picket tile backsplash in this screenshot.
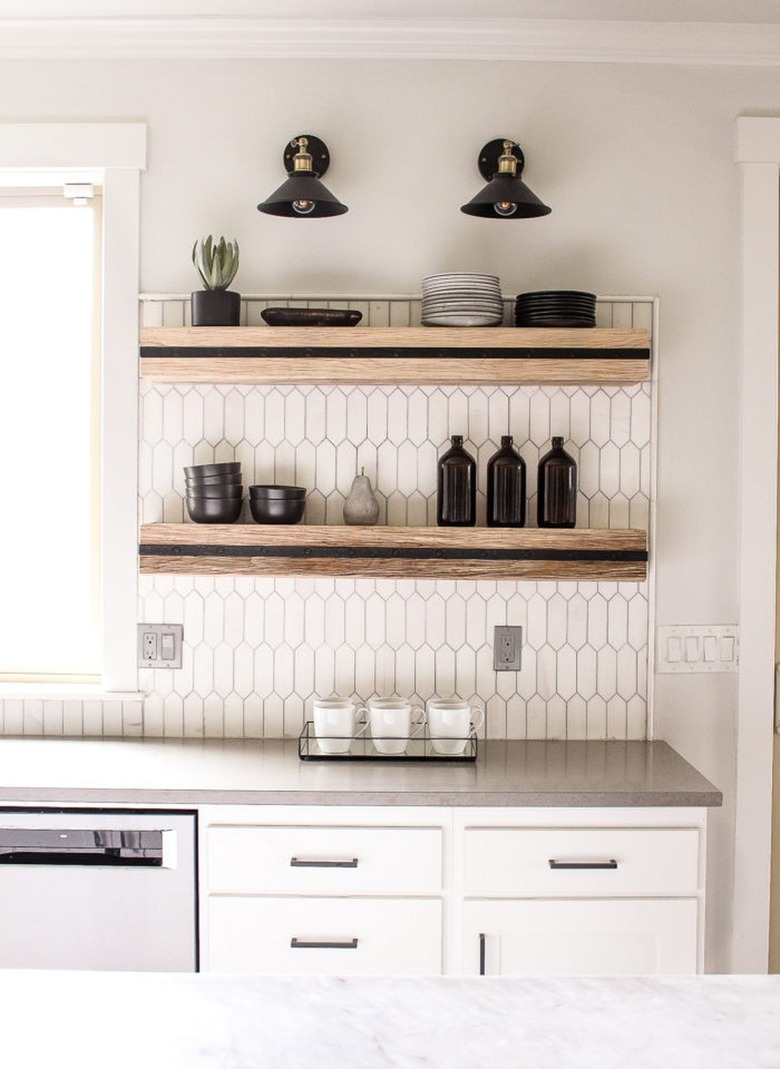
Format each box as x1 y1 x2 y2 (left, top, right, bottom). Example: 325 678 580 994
141 382 651 531
0 697 145 737
0 295 654 739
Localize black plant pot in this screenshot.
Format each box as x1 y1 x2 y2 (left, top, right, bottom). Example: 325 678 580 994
191 289 241 327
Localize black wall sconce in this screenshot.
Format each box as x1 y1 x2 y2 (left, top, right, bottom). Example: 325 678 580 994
257 134 348 218
460 138 551 219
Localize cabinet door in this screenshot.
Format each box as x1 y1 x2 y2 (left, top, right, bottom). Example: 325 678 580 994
462 898 699 976
207 896 442 975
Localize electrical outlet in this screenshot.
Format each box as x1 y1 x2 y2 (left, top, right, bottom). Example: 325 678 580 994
494 625 523 671
137 624 183 669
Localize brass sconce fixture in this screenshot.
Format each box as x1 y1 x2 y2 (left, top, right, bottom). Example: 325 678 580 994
257 134 348 218
460 138 551 219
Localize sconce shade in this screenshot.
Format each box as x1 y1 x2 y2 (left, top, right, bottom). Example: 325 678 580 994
461 138 551 219
258 173 348 217
257 134 348 218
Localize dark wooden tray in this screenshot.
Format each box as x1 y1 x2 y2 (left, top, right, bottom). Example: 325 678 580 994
261 307 362 327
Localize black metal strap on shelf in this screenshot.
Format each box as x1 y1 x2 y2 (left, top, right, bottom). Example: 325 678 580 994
140 543 647 564
141 345 650 362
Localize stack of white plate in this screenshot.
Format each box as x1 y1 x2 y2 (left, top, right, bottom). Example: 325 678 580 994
421 273 504 327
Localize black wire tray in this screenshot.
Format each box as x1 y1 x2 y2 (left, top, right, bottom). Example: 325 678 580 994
298 721 478 762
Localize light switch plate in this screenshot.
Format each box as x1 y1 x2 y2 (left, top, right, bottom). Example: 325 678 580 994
657 625 738 673
137 624 183 669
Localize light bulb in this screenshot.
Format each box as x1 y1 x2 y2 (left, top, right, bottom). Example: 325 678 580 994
292 199 316 215
494 201 518 217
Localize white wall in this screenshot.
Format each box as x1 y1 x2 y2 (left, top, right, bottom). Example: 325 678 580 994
2 55 775 970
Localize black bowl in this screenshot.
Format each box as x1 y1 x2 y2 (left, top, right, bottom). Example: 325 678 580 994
186 496 243 523
248 484 306 498
185 471 243 487
185 483 244 498
184 462 241 478
249 495 305 524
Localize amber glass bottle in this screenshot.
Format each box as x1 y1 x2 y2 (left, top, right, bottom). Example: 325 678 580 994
437 435 476 526
486 435 526 527
537 436 577 528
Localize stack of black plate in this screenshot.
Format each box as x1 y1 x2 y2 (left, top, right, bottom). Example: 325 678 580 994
514 290 596 328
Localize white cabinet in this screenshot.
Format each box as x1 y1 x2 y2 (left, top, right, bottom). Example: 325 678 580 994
453 809 706 977
200 806 445 976
462 827 700 897
209 896 441 975
461 899 699 976
208 824 443 895
200 805 707 977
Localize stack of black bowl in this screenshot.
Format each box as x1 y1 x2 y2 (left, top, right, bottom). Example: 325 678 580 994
249 485 306 525
184 462 243 523
514 290 596 328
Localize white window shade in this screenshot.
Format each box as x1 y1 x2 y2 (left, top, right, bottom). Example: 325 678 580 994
0 195 102 681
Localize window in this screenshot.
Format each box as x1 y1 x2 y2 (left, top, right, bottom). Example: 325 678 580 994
0 123 146 695
0 190 102 681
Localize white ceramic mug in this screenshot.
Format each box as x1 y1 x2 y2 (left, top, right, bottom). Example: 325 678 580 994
363 696 426 756
426 698 484 756
312 696 367 755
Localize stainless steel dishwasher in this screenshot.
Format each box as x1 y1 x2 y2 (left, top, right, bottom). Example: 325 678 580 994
0 809 197 971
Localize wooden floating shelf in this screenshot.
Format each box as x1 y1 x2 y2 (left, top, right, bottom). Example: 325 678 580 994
139 524 648 582
140 326 651 387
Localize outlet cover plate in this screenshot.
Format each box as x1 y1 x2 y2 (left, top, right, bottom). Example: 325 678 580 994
493 625 523 671
137 624 183 669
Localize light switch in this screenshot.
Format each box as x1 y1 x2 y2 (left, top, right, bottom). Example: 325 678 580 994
657 625 738 673
703 636 718 662
161 632 176 660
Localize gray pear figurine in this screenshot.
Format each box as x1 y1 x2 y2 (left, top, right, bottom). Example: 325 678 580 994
343 467 380 525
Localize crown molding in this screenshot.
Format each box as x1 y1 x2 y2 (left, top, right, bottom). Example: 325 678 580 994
1 17 780 64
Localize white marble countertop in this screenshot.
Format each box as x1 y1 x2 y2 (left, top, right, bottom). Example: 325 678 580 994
0 737 721 807
2 971 777 1068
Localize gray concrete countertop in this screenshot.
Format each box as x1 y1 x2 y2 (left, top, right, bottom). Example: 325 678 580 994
0 737 721 807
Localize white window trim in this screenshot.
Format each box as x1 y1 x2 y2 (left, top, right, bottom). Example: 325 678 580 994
0 123 146 697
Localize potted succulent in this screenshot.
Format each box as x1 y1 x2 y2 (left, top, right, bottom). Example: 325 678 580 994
191 235 241 326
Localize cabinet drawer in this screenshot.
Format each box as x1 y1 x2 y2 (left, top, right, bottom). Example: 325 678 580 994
463 897 699 976
463 827 699 895
207 825 443 895
207 896 442 975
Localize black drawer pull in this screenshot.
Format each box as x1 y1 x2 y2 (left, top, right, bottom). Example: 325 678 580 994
290 857 359 869
548 858 618 870
479 932 486 976
290 938 359 950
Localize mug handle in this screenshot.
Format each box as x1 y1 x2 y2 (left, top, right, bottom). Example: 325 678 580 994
469 707 485 733
410 705 427 738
